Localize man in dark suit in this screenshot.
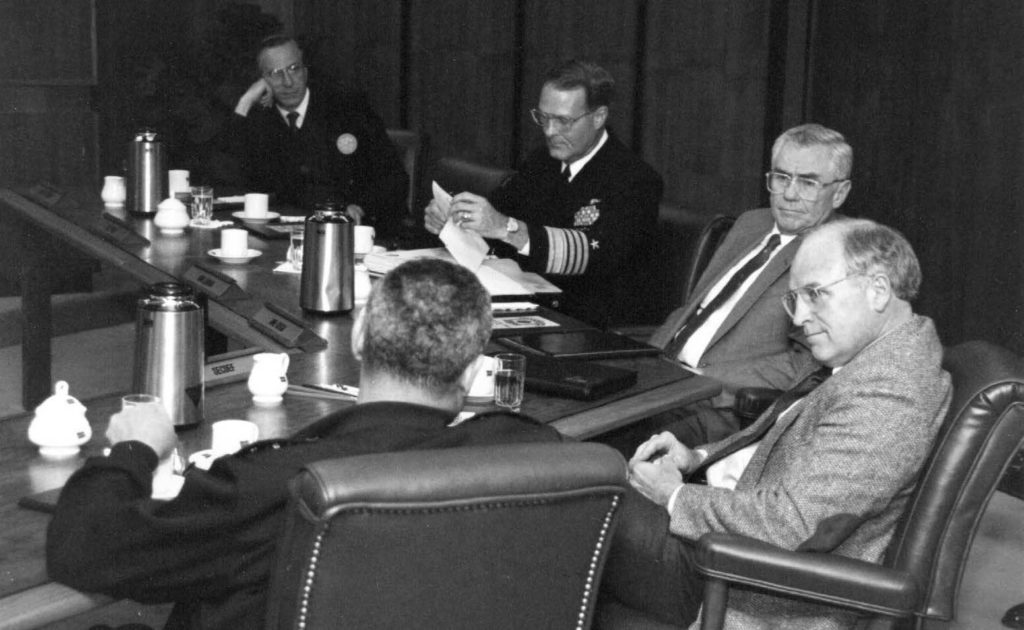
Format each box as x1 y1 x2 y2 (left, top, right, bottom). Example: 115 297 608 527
643 123 853 446
224 35 409 241
423 59 664 328
46 259 561 629
599 218 951 629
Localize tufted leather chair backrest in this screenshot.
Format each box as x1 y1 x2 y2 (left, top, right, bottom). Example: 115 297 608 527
884 340 1024 622
265 442 627 630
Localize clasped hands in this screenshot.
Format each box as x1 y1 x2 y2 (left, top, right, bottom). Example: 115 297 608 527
424 192 507 239
628 431 702 507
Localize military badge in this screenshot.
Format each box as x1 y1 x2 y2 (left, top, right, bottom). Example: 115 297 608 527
574 199 601 227
336 133 358 155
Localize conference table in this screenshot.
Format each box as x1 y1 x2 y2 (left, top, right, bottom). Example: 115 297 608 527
0 185 720 628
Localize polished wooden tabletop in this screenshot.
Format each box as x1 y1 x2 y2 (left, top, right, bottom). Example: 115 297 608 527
0 185 721 627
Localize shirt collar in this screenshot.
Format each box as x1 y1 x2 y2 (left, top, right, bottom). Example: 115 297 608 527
563 129 609 181
277 88 310 128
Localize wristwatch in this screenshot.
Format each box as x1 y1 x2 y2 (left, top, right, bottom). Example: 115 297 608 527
505 216 520 240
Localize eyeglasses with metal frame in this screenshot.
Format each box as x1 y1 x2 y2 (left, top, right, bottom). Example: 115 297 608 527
781 273 864 318
765 171 848 202
529 108 594 131
263 63 307 84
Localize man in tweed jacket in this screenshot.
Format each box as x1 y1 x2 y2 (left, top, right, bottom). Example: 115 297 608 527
598 218 952 629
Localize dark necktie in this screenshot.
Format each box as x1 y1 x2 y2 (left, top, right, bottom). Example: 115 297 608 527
287 112 299 131
690 366 831 482
561 165 572 183
664 233 781 359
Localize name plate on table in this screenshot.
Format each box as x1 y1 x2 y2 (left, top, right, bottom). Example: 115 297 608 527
182 264 248 300
204 348 261 387
249 302 327 351
24 181 65 208
89 213 151 247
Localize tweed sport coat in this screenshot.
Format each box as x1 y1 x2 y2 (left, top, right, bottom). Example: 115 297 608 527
674 315 952 630
649 208 815 407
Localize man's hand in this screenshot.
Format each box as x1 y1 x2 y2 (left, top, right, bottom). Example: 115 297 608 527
449 192 507 239
346 204 365 224
423 199 450 235
106 406 177 461
627 431 702 506
235 78 272 117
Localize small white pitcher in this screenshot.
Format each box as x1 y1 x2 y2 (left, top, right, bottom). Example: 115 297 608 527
247 352 290 405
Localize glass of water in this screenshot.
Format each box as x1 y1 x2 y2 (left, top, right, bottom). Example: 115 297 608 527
494 353 526 411
189 185 213 226
287 226 304 270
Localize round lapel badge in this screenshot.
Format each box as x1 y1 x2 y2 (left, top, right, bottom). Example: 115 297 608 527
336 133 358 155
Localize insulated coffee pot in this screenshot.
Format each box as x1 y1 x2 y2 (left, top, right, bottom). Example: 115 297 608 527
128 129 164 215
300 202 354 313
132 282 205 428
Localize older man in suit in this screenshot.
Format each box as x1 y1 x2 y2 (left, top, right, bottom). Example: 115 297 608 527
598 218 952 629
604 124 853 451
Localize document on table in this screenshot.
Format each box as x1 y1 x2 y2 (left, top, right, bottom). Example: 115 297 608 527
363 248 560 297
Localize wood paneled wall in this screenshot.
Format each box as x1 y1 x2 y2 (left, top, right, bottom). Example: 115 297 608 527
806 1 1024 352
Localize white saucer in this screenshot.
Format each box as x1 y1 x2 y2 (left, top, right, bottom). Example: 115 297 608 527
209 248 262 264
232 211 280 224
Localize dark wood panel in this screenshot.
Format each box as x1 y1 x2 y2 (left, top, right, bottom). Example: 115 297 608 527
0 111 98 188
0 0 96 85
808 1 1024 353
642 2 773 216
406 0 518 167
293 0 404 125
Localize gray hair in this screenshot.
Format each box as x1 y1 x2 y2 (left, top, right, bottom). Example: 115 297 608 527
771 123 853 180
362 258 492 394
834 218 921 301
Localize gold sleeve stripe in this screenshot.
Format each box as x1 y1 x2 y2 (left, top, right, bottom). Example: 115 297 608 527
543 226 590 275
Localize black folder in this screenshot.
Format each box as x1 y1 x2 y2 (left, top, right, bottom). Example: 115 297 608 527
522 353 638 401
498 329 660 360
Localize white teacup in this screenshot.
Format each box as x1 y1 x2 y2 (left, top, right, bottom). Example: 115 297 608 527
211 419 259 456
354 225 375 255
244 193 269 218
220 228 249 258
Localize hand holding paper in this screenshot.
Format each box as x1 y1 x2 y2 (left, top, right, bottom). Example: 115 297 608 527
434 181 489 270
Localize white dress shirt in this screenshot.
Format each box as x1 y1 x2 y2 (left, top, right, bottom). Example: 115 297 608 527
276 88 310 129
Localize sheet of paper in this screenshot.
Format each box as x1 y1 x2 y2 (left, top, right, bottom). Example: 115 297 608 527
434 180 488 271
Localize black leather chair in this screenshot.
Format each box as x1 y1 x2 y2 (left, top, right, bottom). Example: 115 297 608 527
385 128 428 216
265 442 628 630
693 340 1024 629
430 156 516 198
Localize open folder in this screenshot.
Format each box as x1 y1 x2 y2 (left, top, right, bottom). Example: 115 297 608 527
363 248 561 297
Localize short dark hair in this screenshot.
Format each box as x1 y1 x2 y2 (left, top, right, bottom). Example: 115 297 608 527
257 35 300 61
836 218 922 301
361 259 492 394
543 59 615 110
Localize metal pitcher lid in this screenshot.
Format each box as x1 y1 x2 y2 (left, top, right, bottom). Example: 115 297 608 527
134 129 159 142
311 201 351 222
140 282 200 310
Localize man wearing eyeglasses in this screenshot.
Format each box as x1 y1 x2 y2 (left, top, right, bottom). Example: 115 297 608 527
632 123 853 449
423 59 663 327
598 218 950 628
223 35 408 240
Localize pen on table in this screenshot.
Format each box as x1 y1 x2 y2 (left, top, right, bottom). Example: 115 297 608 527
295 383 359 398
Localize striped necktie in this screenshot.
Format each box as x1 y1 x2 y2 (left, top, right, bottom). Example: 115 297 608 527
663 233 781 359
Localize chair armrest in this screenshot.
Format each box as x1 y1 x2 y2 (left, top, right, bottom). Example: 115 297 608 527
695 533 920 617
733 387 781 427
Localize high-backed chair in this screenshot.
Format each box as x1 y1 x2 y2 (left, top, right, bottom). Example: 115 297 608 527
430 156 516 197
265 442 628 630
693 340 1024 629
385 128 428 215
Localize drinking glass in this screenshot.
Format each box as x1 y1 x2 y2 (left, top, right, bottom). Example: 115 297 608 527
117 394 182 473
494 353 526 410
288 226 305 270
189 185 214 226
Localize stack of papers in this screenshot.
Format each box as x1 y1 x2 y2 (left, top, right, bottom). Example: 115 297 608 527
363 180 561 298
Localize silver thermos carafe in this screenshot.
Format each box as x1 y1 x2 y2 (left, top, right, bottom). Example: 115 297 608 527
132 282 205 428
128 129 164 215
300 203 354 313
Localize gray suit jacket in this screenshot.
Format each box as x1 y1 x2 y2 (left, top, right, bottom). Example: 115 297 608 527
650 208 812 406
673 315 952 630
